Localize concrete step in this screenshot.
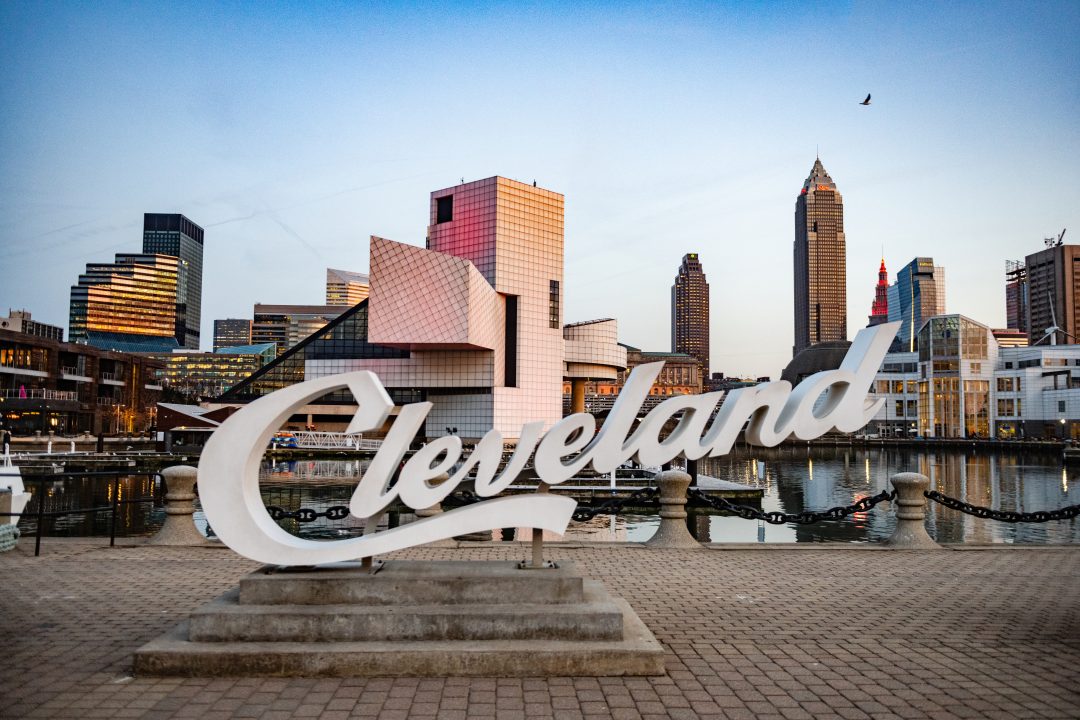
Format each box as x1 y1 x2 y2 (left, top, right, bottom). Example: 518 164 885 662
239 560 585 606
190 583 623 642
135 595 665 677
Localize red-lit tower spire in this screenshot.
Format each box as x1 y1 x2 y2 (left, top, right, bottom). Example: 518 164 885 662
868 258 889 326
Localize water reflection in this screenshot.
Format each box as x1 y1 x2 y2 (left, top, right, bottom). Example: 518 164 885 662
17 474 164 537
692 445 1080 544
16 448 1080 545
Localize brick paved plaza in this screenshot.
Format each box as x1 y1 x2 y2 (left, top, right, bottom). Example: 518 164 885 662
2 539 1079 719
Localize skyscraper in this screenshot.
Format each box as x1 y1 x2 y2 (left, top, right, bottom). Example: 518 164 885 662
326 268 370 306
671 253 709 376
793 157 846 355
252 304 345 355
142 213 204 349
1005 260 1028 334
868 258 889 326
887 258 946 352
213 318 253 351
1025 244 1080 345
69 253 182 352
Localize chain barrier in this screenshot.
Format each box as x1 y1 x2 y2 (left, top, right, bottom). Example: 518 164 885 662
264 487 660 524
572 486 660 521
687 487 896 525
265 505 351 522
439 490 484 509
924 490 1080 523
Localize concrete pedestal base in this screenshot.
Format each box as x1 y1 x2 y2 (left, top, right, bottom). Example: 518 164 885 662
134 560 665 677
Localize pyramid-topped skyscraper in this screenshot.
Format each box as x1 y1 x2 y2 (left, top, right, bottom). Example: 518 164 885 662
793 157 847 355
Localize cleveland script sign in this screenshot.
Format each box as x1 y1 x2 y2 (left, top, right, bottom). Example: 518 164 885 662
199 322 899 565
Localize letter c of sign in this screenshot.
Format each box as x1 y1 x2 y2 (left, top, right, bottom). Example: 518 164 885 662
198 371 575 566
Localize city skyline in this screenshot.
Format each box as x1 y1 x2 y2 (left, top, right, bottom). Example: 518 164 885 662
2 2 1078 379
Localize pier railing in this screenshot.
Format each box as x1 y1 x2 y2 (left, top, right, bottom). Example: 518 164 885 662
1 471 162 556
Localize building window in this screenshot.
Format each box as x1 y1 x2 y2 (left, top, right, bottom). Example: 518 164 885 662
504 295 518 388
549 280 560 329
1060 401 1067 413
436 196 453 224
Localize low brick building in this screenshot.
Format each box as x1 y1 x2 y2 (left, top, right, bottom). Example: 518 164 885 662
0 328 163 435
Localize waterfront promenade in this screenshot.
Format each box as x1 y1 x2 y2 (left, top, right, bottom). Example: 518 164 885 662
2 540 1079 719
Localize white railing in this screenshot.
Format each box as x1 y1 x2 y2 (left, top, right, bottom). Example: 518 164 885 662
101 371 123 382
96 396 117 406
0 388 78 401
282 431 382 451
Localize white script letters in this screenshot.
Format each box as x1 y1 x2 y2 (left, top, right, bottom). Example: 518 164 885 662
198 322 899 565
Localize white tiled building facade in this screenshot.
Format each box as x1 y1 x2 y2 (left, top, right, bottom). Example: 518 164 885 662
868 314 1080 439
305 177 590 440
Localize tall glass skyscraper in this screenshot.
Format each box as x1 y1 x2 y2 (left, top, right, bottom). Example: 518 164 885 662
888 257 946 352
671 253 709 376
793 157 846 355
142 213 204 349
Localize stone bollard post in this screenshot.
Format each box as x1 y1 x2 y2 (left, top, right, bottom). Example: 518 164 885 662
886 472 941 549
645 470 702 548
415 472 449 519
148 465 211 546
414 473 455 548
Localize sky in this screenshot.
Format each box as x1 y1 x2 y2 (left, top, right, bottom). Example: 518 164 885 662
1 1 1078 379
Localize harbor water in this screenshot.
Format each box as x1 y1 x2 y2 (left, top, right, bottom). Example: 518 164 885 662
14 445 1080 545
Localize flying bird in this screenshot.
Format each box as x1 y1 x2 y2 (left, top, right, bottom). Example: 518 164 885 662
859 93 871 105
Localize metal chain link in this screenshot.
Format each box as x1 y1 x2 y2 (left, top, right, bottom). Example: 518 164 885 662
439 490 484 509
265 505 351 522
687 487 896 525
924 490 1080 523
572 486 660 521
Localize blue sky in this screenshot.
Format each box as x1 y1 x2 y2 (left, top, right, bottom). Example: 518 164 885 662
2 1 1078 378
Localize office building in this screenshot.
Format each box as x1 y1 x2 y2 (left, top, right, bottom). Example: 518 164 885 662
326 268 370 306
1005 260 1028 335
563 343 696 416
142 213 204 349
0 328 162 435
793 157 846 355
213 319 253 352
992 328 1029 349
147 343 276 401
218 177 624 439
0 310 63 342
887 257 946 352
1025 244 1080 345
671 253 710 376
252 305 345 355
868 314 1080 439
868 259 889 326
69 253 182 353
